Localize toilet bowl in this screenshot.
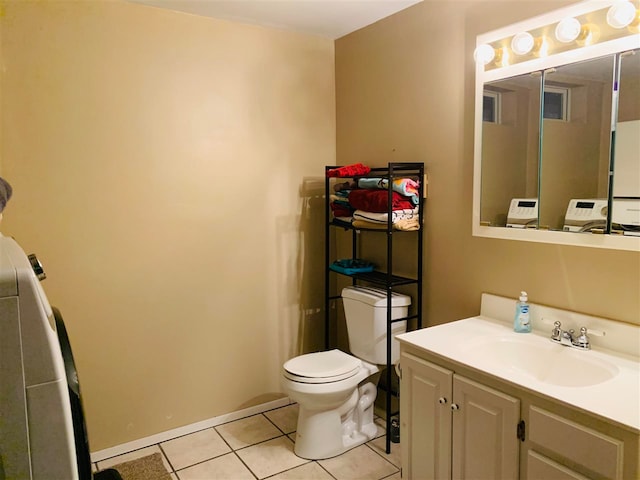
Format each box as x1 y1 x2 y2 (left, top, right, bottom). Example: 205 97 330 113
282 286 411 460
282 349 380 460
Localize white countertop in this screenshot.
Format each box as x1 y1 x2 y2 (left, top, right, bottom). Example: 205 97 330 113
397 315 640 432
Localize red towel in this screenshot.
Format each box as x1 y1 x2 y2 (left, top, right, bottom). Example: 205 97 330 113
330 203 353 217
327 163 371 178
348 190 414 212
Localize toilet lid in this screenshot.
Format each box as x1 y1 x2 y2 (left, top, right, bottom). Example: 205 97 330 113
283 349 361 384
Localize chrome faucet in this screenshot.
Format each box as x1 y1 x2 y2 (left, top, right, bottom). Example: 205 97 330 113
551 321 591 350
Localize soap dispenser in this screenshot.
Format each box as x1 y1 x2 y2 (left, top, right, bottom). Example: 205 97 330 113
514 291 531 333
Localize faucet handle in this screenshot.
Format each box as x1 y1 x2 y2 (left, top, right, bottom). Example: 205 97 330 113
573 326 591 349
582 326 606 337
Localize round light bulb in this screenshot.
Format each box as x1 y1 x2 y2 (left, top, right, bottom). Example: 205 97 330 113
474 44 495 65
607 0 637 28
511 32 535 55
555 17 581 43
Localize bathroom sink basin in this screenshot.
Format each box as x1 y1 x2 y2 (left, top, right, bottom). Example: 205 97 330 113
462 336 619 387
396 296 640 431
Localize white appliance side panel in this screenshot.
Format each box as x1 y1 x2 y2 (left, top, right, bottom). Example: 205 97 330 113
17 267 65 387
0 243 17 298
0 296 32 479
26 380 78 480
613 120 640 197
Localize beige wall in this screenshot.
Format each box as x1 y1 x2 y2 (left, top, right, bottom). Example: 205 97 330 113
0 0 334 450
336 0 640 330
2 0 639 454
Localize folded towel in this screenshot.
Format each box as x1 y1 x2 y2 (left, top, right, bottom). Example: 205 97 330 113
348 189 414 212
329 258 375 275
333 181 357 192
330 202 353 218
352 217 420 231
351 220 389 230
357 178 420 205
330 194 350 203
327 163 371 178
353 207 419 224
394 217 420 231
0 177 13 213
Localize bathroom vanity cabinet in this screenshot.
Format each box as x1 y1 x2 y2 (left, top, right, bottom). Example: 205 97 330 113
324 162 425 454
399 350 519 479
399 343 639 480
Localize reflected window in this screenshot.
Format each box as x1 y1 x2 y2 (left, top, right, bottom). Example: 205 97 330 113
483 91 501 123
543 86 570 121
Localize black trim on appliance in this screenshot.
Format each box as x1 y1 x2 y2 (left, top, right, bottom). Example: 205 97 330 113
53 307 93 480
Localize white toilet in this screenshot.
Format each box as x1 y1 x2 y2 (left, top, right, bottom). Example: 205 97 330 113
282 286 411 460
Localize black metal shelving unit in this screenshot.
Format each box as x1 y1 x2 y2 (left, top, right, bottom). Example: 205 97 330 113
324 162 424 455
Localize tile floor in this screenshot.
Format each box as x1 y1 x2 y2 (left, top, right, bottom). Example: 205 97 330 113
94 404 401 480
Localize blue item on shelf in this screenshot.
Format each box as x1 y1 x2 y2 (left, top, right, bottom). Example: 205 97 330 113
329 259 375 275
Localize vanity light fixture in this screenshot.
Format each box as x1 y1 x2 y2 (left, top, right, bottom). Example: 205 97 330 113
555 17 582 42
474 44 496 65
576 23 599 46
494 47 510 67
511 32 535 55
606 0 638 28
533 36 552 57
474 0 639 70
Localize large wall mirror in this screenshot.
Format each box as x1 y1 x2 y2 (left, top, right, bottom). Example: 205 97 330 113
473 0 640 251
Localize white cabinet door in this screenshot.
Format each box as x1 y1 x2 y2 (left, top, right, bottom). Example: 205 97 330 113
527 451 591 480
400 351 453 480
451 375 520 480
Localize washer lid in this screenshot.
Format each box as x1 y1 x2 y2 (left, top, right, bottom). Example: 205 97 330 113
283 349 361 381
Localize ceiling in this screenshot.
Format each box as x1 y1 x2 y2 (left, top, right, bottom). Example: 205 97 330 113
127 0 423 39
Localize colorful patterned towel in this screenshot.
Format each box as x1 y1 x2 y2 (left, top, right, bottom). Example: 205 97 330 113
357 178 420 204
353 207 418 224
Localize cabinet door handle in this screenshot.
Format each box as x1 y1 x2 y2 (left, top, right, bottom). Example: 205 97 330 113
438 397 448 404
451 403 460 411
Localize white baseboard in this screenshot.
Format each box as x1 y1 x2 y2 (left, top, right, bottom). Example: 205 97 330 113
90 397 292 462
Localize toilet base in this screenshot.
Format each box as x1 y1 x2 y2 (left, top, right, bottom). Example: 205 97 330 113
293 382 378 460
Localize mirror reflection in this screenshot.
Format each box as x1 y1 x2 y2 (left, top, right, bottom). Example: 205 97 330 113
480 74 542 228
612 49 640 237
540 55 615 232
479 51 639 237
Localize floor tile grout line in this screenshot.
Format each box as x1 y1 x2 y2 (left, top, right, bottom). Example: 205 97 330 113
157 442 177 474
165 417 292 475
172 451 241 476
231 450 260 480
316 460 340 480
363 442 401 470
231 431 291 454
380 471 401 480
260 458 316 480
159 426 234 473
262 411 294 437
235 433 314 480
95 403 401 479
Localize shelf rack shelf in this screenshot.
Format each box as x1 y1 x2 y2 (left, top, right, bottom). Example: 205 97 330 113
324 162 424 455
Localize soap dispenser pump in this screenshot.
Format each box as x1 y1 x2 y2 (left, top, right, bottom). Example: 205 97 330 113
514 291 531 333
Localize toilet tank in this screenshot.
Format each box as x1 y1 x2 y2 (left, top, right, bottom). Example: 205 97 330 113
341 286 411 365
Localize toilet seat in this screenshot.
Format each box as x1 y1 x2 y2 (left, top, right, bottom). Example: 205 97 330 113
283 349 361 384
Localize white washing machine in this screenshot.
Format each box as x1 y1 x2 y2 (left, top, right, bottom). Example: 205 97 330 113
0 234 95 479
